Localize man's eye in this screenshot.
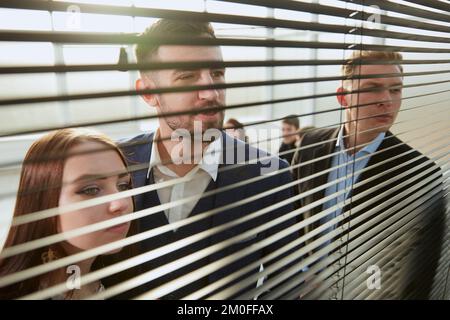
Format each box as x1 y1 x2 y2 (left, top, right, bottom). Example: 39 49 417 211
77 186 100 196
178 73 194 80
390 88 402 94
117 182 131 192
368 86 383 92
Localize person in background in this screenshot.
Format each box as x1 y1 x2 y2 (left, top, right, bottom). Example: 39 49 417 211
224 118 248 142
279 115 300 165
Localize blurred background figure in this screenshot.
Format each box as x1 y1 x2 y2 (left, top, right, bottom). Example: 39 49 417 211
278 115 300 165
224 118 248 142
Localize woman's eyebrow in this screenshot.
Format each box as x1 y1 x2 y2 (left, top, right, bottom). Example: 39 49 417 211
118 172 131 180
72 174 106 183
72 172 129 183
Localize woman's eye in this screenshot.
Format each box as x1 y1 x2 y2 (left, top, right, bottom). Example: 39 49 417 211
77 186 100 196
117 182 131 192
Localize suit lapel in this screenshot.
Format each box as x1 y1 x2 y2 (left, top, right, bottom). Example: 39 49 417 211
211 132 245 227
354 131 394 186
208 132 247 283
125 133 153 211
124 133 173 251
176 178 217 236
308 127 340 214
300 127 339 243
140 169 169 233
340 131 395 223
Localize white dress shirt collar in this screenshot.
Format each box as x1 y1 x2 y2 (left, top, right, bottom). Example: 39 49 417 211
147 129 222 181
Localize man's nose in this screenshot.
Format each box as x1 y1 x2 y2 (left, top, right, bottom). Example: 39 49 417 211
198 72 220 101
377 89 393 107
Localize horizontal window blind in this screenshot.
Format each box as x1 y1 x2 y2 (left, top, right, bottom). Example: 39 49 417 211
0 0 448 300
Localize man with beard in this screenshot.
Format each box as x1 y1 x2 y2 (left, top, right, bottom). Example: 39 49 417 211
113 19 298 299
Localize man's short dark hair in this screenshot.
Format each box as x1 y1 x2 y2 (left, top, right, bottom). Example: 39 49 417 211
282 115 300 129
135 19 216 66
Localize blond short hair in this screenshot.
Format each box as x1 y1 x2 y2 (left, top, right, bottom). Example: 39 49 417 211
342 50 403 79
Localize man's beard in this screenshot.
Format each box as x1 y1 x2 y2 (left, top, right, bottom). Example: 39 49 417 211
162 103 225 135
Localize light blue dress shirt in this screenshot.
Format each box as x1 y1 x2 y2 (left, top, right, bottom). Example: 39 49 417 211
320 127 385 242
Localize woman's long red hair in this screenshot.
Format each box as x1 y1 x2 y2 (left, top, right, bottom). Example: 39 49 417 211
0 128 138 299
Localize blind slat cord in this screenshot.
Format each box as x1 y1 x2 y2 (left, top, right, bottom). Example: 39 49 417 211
300 206 445 300
282 195 447 300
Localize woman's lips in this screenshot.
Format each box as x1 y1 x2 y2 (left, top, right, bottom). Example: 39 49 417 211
105 222 130 234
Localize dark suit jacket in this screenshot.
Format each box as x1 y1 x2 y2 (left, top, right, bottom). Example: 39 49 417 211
112 131 297 299
278 142 296 165
291 127 446 299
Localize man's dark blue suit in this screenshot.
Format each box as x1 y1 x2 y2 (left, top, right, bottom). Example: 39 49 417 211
111 131 298 299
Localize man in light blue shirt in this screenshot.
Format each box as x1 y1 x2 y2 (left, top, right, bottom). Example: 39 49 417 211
291 50 445 299
321 128 386 242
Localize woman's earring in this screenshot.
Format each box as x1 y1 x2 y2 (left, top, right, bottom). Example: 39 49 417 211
41 247 58 264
